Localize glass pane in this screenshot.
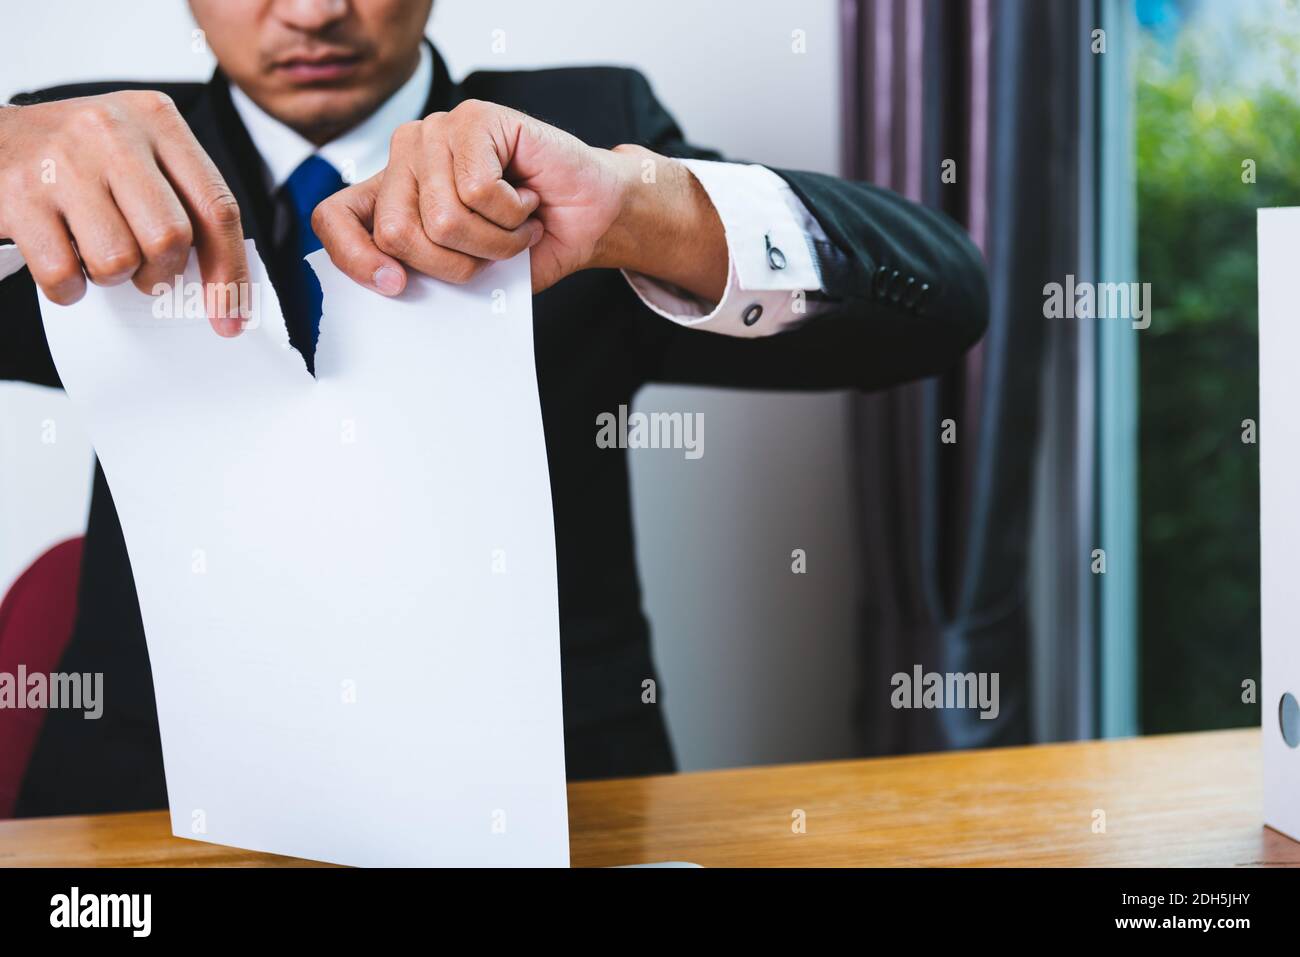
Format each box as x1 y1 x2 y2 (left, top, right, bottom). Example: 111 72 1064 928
1135 0 1295 731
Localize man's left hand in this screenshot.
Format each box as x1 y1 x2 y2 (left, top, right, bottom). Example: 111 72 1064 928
311 98 727 300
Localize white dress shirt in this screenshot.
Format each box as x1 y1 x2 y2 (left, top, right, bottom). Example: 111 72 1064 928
2 46 831 337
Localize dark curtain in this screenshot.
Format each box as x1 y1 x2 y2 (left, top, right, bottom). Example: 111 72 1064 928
842 0 1091 753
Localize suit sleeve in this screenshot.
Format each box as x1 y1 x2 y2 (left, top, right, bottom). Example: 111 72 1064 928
0 260 61 388
1 87 92 389
620 69 989 393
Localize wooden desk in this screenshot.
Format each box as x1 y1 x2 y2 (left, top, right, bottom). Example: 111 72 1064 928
2 728 1296 867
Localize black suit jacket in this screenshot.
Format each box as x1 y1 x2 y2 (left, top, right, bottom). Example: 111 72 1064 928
4 45 987 815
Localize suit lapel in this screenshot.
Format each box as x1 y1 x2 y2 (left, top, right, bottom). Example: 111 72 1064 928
421 41 460 115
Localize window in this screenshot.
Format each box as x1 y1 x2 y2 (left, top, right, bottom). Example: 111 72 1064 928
1134 0 1293 731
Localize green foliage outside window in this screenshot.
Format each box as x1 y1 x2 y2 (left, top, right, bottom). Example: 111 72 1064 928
1135 14 1300 731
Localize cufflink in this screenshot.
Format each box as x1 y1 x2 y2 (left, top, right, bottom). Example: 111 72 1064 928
764 233 786 271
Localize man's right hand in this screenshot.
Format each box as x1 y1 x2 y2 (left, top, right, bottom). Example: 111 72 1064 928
0 90 250 336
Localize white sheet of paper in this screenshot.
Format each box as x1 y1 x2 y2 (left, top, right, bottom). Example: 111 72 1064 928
37 241 569 866
1258 207 1300 843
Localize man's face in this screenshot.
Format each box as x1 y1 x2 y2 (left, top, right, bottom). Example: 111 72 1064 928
189 0 433 144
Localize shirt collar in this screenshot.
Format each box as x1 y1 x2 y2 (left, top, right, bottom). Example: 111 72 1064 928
229 42 433 190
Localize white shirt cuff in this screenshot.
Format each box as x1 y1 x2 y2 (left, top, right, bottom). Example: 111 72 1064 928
622 159 832 338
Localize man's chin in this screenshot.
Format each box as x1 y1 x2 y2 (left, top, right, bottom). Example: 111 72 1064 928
262 88 385 143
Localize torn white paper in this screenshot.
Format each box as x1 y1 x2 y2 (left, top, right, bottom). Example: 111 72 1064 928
37 241 569 866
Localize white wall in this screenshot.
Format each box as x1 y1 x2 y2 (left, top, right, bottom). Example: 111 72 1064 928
0 0 860 771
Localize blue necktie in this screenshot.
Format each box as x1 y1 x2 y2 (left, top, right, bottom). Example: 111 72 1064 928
280 155 346 364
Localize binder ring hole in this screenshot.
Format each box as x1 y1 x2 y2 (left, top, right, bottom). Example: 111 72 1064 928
1281 693 1300 748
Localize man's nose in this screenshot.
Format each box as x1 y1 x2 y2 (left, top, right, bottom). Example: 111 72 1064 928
272 0 349 32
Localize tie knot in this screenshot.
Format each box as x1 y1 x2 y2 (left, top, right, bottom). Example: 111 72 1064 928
282 155 345 259
283 155 345 225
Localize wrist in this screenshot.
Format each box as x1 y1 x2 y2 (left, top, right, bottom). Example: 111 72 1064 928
0 105 19 242
587 145 651 273
591 146 728 302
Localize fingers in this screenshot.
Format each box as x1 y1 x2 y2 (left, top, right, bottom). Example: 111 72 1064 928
62 189 141 287
420 140 542 260
0 91 246 336
106 147 193 295
312 174 408 295
443 106 539 229
317 105 546 294
153 117 249 336
11 205 86 305
373 157 485 285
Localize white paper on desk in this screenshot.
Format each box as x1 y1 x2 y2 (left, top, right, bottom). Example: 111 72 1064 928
36 241 569 866
1258 207 1300 844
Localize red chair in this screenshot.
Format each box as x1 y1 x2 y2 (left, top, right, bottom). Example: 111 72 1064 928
0 537 84 818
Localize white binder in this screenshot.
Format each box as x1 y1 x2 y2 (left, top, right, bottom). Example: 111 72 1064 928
1257 207 1300 842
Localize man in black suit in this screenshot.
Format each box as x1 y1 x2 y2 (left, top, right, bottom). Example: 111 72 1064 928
0 0 986 816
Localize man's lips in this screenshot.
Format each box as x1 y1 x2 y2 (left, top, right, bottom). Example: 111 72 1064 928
272 52 363 83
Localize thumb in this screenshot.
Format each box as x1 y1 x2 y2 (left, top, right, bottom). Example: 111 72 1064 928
312 174 408 296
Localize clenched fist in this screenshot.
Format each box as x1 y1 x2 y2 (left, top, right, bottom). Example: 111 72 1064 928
312 98 727 299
